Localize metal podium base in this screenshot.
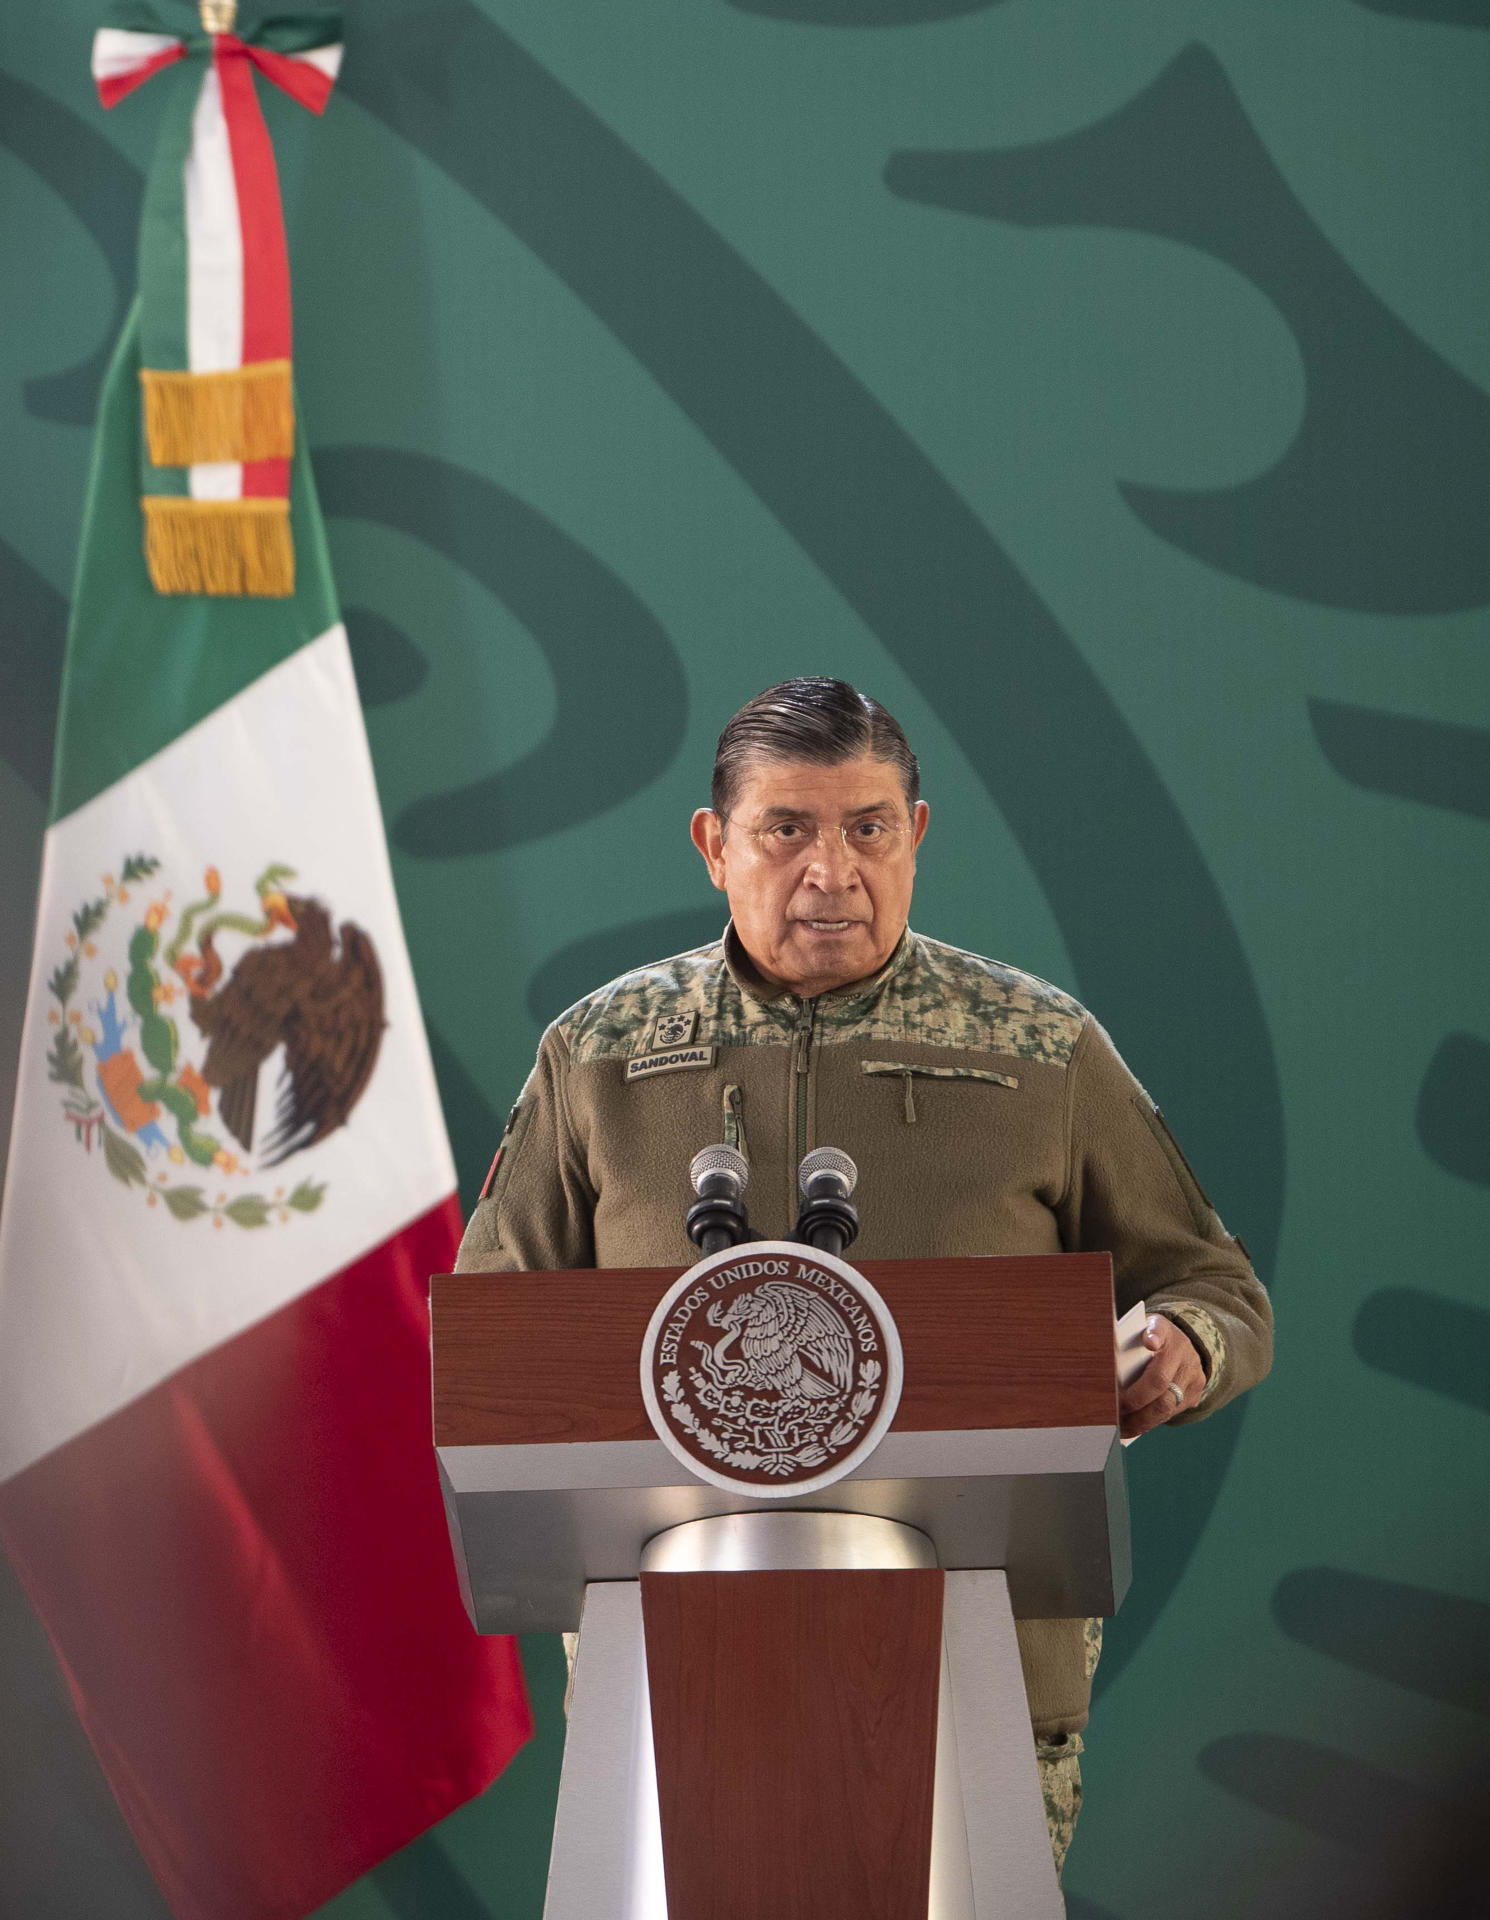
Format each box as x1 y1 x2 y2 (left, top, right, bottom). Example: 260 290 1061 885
543 1513 1064 1920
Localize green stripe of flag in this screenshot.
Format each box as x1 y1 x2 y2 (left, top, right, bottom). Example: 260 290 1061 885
50 302 339 825
135 43 198 378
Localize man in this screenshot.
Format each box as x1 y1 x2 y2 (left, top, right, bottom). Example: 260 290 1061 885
457 677 1273 1881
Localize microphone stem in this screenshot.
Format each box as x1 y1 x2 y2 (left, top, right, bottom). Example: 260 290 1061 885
794 1186 859 1257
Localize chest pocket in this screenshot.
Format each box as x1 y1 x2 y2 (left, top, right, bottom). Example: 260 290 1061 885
860 1059 1019 1124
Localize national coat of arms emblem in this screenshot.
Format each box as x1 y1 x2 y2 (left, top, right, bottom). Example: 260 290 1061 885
640 1241 903 1496
43 854 384 1229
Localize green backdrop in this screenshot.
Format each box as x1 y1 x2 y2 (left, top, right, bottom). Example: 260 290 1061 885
2 3 1486 1916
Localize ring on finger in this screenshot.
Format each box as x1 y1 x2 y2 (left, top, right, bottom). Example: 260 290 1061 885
1167 1380 1185 1408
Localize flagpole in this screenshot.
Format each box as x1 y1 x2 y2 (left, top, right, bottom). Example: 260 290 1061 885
199 1 237 31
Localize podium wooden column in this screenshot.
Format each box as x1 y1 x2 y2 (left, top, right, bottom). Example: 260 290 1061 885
433 1254 1128 1919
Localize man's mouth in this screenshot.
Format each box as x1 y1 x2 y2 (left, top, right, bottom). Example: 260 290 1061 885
798 919 857 932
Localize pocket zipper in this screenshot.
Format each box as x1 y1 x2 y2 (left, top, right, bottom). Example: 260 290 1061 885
860 1059 1019 1124
723 1083 749 1159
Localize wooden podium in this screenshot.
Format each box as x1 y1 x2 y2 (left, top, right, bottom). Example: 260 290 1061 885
433 1254 1129 1919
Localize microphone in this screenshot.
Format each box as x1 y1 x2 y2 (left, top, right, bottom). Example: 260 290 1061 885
686 1145 752 1257
794 1146 860 1258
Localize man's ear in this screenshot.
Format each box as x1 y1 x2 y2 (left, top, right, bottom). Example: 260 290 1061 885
690 808 729 891
911 800 930 858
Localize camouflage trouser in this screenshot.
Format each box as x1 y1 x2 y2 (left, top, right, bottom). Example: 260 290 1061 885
1036 1731 1085 1885
561 1629 579 1714
1036 1614 1098 1884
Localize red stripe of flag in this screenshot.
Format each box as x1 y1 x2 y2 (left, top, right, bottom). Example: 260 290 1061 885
0 1195 531 1920
214 38 292 500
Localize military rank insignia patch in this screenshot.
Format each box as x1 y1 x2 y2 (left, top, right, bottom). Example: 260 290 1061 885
652 1010 698 1050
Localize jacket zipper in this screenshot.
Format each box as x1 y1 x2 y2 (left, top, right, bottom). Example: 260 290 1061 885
792 998 815 1188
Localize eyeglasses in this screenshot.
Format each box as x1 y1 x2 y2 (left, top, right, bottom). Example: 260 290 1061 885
728 815 914 865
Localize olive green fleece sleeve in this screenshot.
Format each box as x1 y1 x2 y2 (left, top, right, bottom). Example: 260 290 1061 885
1057 1017 1273 1419
453 1025 596 1274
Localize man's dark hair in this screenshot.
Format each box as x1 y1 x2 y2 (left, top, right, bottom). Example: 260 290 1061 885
711 677 920 821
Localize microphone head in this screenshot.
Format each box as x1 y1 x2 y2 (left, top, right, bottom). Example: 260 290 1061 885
690 1144 749 1196
798 1145 858 1199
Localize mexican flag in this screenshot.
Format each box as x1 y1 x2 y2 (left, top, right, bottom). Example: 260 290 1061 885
0 11 531 1918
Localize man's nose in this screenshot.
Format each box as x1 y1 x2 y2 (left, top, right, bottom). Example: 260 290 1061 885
803 828 858 887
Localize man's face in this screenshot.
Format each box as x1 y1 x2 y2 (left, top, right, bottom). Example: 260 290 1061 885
690 753 929 999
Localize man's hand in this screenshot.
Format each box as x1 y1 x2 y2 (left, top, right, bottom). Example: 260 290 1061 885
1120 1314 1207 1439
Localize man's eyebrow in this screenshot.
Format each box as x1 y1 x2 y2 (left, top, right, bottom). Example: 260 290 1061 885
752 800 901 823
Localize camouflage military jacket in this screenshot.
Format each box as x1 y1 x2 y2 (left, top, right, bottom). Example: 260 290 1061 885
456 924 1273 1735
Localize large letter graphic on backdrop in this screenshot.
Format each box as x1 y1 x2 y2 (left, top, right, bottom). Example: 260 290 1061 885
339 0 1285 1690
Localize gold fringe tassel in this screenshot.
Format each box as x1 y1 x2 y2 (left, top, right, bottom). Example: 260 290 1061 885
140 360 294 466
142 496 294 597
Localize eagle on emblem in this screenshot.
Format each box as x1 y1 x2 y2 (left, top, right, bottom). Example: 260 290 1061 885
181 873 385 1165
702 1281 856 1407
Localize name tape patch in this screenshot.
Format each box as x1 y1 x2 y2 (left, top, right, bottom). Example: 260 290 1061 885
626 1045 716 1081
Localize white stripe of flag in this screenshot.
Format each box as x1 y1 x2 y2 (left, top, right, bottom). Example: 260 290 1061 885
183 61 245 501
